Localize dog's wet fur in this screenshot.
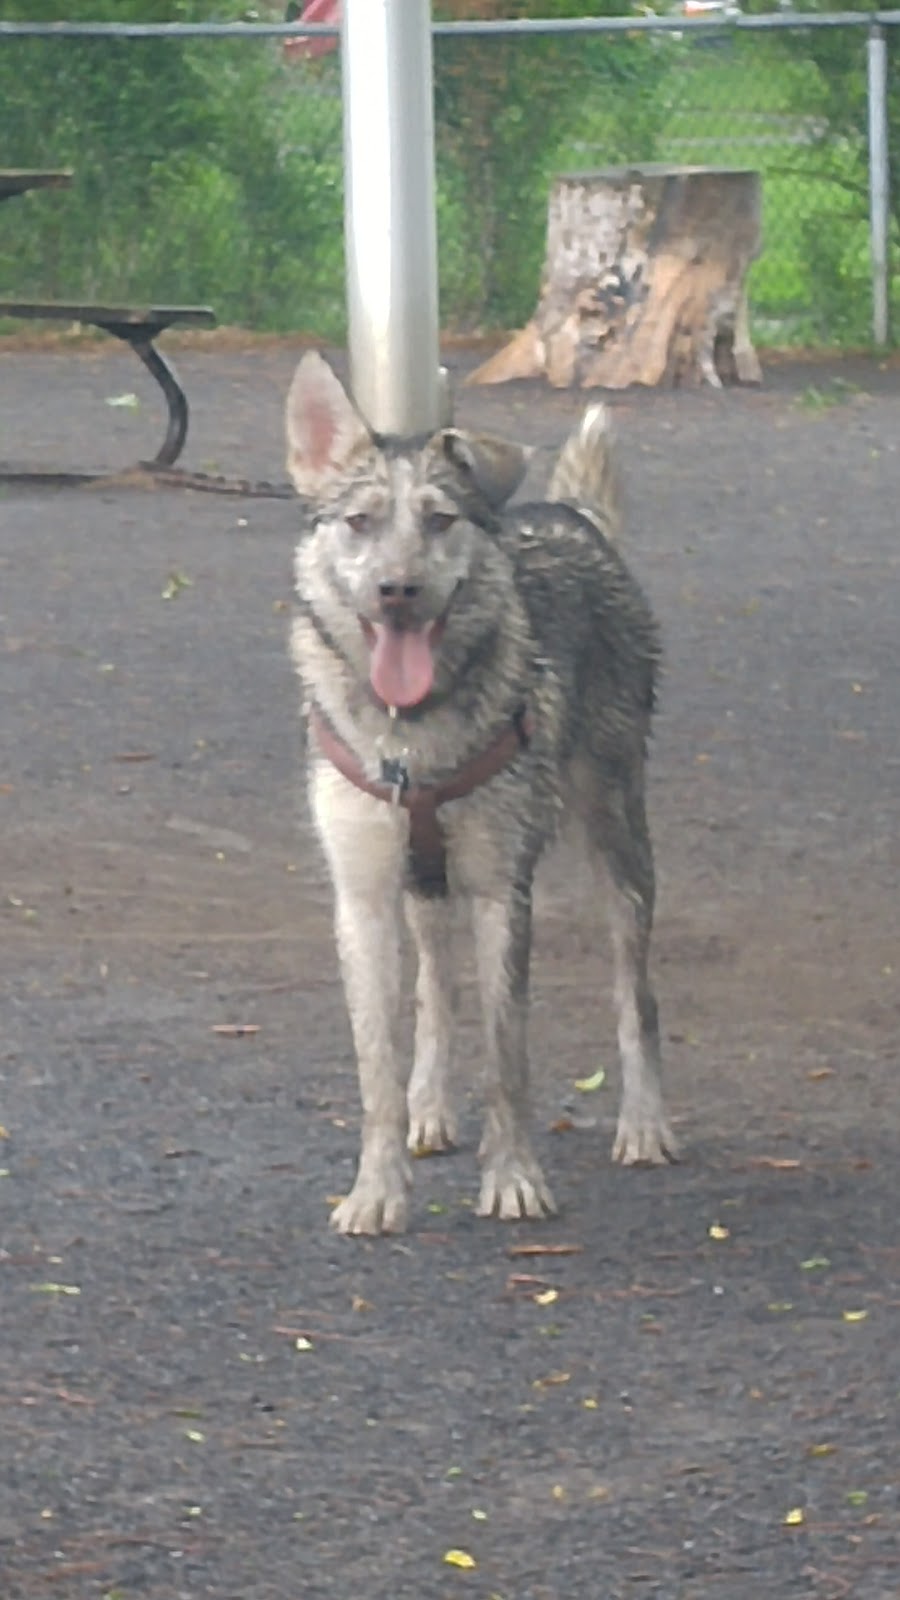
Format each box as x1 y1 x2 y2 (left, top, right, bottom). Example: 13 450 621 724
287 352 675 1234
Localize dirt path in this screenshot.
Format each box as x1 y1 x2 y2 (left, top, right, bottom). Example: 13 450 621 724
1 347 898 1598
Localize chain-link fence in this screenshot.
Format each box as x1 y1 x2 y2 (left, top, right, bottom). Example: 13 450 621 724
0 14 896 348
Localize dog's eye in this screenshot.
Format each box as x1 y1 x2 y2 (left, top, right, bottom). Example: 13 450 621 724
345 512 371 534
425 511 457 535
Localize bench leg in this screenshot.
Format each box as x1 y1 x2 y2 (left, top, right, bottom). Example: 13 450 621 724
131 336 189 468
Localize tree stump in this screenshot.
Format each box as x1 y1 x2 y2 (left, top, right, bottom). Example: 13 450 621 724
468 166 763 391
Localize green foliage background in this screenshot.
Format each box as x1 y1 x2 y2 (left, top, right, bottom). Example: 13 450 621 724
0 0 895 345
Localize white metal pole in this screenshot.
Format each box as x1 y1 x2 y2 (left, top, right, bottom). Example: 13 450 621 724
341 0 445 439
867 24 891 348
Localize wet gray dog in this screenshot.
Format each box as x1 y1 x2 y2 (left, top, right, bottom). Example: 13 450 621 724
287 352 675 1235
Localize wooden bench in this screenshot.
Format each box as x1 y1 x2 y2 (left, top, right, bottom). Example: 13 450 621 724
0 301 216 468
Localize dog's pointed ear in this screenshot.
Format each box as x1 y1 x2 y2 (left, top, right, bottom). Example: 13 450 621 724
440 428 531 510
285 352 371 496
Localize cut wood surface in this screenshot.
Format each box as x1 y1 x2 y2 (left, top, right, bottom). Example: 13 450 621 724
469 166 763 391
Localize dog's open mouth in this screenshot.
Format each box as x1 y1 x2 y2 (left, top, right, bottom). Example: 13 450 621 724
360 615 447 709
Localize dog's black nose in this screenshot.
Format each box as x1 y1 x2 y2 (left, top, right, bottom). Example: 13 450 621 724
378 580 421 604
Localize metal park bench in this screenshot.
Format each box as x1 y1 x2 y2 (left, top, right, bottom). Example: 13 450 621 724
0 300 217 469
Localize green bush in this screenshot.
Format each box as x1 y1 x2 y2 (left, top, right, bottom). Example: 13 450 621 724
0 1 895 345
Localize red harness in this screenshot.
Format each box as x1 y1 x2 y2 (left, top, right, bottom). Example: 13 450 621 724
309 704 533 896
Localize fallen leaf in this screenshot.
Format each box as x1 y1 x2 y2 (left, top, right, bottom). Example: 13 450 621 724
807 1068 835 1081
0 1124 8 1138
551 1484 566 1501
533 1289 559 1306
351 1295 372 1313
471 1508 488 1521
846 1490 868 1506
748 1156 802 1169
294 1336 314 1351
211 1024 260 1037
800 1256 830 1271
185 1429 205 1443
161 571 192 601
807 1442 837 1458
30 1283 80 1296
105 391 140 408
708 1223 730 1241
573 1068 606 1093
443 1548 477 1570
549 1116 575 1133
582 1397 599 1410
842 1309 868 1323
783 1507 806 1527
532 1371 571 1389
768 1302 794 1313
508 1243 582 1259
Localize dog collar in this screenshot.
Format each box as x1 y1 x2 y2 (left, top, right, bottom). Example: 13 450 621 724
309 703 533 897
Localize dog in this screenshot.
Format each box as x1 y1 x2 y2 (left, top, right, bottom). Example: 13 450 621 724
286 351 676 1235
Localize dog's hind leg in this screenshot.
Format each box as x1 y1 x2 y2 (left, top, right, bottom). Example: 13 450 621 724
591 788 677 1166
404 893 458 1155
472 888 556 1220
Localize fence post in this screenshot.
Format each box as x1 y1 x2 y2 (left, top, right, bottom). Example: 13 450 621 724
867 23 891 347
341 0 445 439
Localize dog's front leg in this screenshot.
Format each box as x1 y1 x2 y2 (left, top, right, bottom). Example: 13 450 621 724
472 888 556 1221
314 770 412 1235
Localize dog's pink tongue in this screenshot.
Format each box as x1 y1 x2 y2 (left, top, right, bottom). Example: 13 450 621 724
368 623 435 709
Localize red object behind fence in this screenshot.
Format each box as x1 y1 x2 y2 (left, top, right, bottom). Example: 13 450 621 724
283 0 340 61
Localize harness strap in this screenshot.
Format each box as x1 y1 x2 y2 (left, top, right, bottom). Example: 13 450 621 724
309 704 533 896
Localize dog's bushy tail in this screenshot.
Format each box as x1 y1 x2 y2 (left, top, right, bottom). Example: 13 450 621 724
547 404 622 543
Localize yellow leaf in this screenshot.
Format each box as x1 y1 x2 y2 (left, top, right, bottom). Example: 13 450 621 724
0 1124 9 1139
708 1223 730 1241
532 1371 571 1389
783 1507 805 1526
471 1508 488 1521
185 1429 205 1443
443 1548 477 1570
294 1337 314 1351
351 1296 372 1313
551 1484 566 1501
808 1442 837 1457
583 1397 599 1410
842 1309 868 1323
573 1068 606 1093
533 1289 558 1306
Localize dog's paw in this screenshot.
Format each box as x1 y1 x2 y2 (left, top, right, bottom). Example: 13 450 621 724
407 1098 457 1157
330 1160 411 1236
477 1152 556 1221
612 1109 678 1166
